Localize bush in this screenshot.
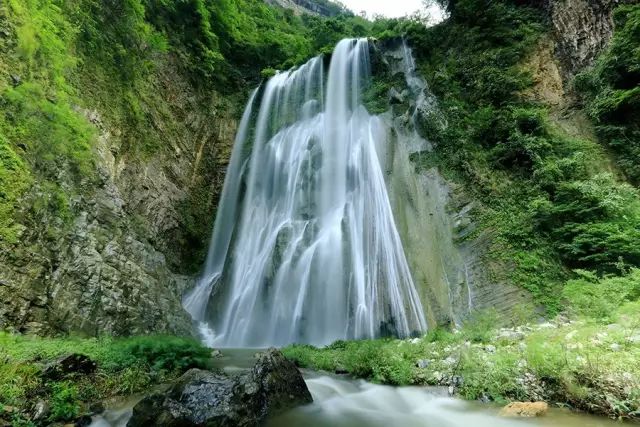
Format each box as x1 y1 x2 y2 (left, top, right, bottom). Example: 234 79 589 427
563 269 640 320
48 382 80 422
534 174 640 271
461 309 501 343
576 4 640 184
115 336 212 372
0 333 211 417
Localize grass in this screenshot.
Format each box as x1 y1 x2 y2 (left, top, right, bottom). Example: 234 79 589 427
372 0 640 314
0 334 211 425
283 302 640 420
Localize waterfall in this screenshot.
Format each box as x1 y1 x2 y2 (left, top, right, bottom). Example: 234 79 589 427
184 38 427 347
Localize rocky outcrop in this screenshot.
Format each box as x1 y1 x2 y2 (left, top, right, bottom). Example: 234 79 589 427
375 38 531 328
264 0 346 16
42 354 97 380
0 53 240 336
500 401 549 417
127 349 312 427
545 0 633 78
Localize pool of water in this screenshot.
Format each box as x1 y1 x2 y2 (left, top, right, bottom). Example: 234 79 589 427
91 349 623 427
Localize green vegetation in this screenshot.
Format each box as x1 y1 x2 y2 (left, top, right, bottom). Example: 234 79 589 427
0 334 211 424
576 4 640 185
0 134 30 243
0 0 379 269
284 295 640 419
367 0 640 312
563 268 640 321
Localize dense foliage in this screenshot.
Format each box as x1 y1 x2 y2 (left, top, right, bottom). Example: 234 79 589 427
0 334 210 425
576 4 640 185
377 0 640 311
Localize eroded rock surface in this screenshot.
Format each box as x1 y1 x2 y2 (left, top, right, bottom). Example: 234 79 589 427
127 349 312 427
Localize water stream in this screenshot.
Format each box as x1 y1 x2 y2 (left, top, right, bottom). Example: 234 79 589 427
271 374 620 427
91 350 621 427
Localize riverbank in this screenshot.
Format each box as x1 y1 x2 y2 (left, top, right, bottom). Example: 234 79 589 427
283 306 640 421
0 334 211 426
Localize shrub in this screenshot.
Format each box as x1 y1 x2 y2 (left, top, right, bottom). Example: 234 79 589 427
49 382 80 422
576 4 640 184
534 174 640 271
461 309 501 343
114 336 212 373
563 269 640 320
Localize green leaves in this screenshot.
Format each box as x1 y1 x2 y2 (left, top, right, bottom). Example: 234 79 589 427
563 269 640 320
0 134 31 244
576 4 640 184
534 174 640 271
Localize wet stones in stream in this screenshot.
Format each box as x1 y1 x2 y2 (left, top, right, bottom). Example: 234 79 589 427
127 348 312 427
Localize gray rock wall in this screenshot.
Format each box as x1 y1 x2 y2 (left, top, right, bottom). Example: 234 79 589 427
548 0 619 77
0 56 242 336
377 39 531 327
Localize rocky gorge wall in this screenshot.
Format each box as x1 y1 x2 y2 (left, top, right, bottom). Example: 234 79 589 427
0 0 632 337
374 39 532 327
546 0 633 77
0 6 244 335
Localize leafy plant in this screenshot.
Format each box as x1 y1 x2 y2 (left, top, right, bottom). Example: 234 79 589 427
49 382 80 422
563 269 640 320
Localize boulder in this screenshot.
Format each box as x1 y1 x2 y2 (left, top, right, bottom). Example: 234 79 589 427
42 354 97 380
499 402 548 417
127 348 312 427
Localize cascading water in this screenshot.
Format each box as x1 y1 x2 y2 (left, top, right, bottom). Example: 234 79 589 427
184 38 427 347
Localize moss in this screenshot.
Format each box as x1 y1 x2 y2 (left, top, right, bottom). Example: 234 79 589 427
0 134 31 244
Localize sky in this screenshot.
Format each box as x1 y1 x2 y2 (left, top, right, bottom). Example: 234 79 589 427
339 0 443 20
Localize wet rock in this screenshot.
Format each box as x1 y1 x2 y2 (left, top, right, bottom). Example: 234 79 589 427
211 349 223 358
128 348 312 427
89 401 105 415
500 402 548 417
416 359 431 369
389 88 406 105
497 330 525 341
42 354 97 380
32 399 50 421
74 415 93 427
335 365 349 375
252 348 313 417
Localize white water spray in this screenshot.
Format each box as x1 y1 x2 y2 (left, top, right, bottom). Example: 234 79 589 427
184 38 427 347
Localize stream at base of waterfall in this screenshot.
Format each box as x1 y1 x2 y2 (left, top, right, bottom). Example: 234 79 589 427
90 350 619 427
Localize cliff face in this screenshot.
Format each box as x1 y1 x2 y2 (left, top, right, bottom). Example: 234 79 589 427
0 58 241 335
0 0 632 337
0 6 244 335
264 0 346 16
546 0 627 77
